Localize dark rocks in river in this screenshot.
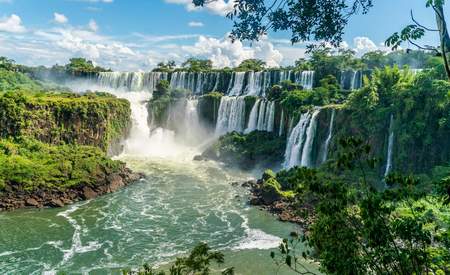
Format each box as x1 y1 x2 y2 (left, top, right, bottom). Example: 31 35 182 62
193 155 208 161
0 168 144 211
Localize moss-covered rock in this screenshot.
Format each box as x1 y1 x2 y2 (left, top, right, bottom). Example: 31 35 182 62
201 131 286 170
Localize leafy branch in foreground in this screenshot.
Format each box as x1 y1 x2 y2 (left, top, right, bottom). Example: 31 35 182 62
123 243 234 275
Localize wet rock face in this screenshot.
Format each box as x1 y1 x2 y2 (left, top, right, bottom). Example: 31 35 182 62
0 169 145 212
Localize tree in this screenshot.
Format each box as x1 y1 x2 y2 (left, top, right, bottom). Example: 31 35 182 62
154 60 177 72
65 57 110 75
361 50 388 69
235 59 266 71
182 58 213 72
0 57 17 72
269 137 450 274
386 0 450 80
192 0 373 47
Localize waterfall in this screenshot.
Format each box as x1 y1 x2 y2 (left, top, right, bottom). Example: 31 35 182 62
245 99 261 134
279 110 285 137
283 113 312 169
97 72 168 92
245 71 264 96
228 72 246 96
321 109 335 163
183 99 202 144
266 101 276 132
300 109 321 167
295 71 315 90
283 109 321 169
341 70 363 90
215 96 246 136
384 114 395 177
256 100 267 130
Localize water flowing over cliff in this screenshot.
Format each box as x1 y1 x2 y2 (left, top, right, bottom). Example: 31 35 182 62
93 70 315 96
283 109 322 169
340 70 363 90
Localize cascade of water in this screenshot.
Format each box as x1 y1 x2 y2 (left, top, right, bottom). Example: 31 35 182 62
183 99 202 144
321 109 335 163
245 99 261 134
283 113 312 169
279 110 285 137
266 101 276 132
228 72 246 96
295 71 315 90
384 114 395 177
215 96 246 136
256 100 267 130
300 109 321 167
245 72 263 96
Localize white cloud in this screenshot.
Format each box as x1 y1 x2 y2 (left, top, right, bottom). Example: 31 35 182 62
53 13 68 24
88 19 98 32
188 21 204 27
165 0 236 16
0 14 26 33
180 35 282 68
353 36 378 54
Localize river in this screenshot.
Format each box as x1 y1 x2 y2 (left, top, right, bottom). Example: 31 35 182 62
0 89 318 274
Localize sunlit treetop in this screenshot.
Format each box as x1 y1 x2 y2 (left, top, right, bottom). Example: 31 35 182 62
193 0 373 47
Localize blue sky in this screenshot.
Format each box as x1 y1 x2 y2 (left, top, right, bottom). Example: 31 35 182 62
0 0 445 70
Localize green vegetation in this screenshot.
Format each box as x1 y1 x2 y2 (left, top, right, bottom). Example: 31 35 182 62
0 91 131 152
235 59 266 72
202 131 286 170
61 57 110 76
124 243 233 275
266 137 450 274
0 137 124 192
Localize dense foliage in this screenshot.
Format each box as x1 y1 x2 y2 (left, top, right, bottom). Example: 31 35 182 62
202 131 286 170
0 90 131 153
0 137 124 192
265 137 449 274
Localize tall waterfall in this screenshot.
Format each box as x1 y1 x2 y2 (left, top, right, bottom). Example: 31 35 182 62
321 109 335 163
384 114 395 177
183 99 202 144
283 109 321 169
215 96 246 136
228 72 246 96
284 113 312 169
300 109 321 167
245 99 261 134
244 99 276 133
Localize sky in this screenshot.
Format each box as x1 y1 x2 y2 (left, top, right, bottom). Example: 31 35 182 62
0 0 446 71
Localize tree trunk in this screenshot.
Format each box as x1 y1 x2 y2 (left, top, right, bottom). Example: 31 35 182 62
434 4 450 80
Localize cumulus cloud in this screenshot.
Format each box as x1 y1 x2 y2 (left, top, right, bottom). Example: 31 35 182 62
53 13 68 24
0 14 26 33
188 21 204 27
165 0 236 16
181 35 282 68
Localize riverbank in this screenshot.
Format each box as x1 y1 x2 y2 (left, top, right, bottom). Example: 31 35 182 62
238 179 315 229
